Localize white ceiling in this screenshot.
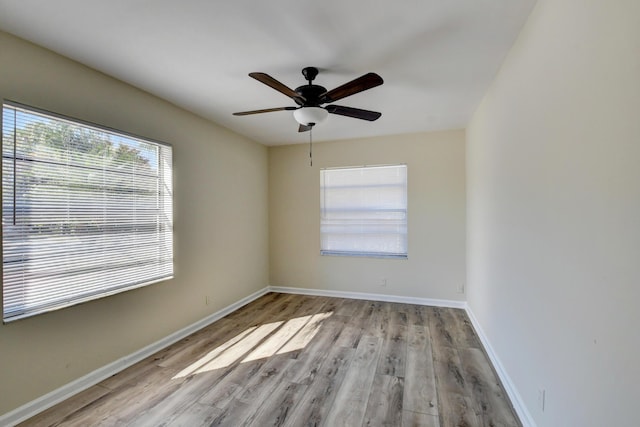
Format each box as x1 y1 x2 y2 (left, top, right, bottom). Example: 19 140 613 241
0 0 535 146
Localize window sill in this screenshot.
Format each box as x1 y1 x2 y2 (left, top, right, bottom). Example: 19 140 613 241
320 251 408 260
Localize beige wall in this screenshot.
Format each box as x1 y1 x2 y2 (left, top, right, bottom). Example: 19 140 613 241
467 0 640 425
0 31 269 415
269 131 466 301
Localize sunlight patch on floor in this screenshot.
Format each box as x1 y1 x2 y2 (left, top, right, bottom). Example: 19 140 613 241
172 311 333 380
276 311 333 355
173 327 257 379
242 314 314 362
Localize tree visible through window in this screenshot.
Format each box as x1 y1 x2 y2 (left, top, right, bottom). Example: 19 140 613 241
2 102 173 322
320 164 408 258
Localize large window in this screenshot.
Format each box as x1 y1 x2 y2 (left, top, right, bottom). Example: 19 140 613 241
320 164 407 258
2 102 173 322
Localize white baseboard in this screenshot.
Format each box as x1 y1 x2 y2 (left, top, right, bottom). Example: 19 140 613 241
465 305 536 427
0 287 270 427
268 285 467 309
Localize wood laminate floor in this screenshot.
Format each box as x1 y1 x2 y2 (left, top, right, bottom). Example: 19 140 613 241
20 293 521 427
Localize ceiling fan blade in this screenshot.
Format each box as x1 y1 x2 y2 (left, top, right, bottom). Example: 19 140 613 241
320 73 383 103
233 107 296 116
326 105 382 121
249 72 306 103
298 124 313 132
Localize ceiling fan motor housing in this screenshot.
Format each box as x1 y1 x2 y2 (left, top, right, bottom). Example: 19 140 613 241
294 84 327 106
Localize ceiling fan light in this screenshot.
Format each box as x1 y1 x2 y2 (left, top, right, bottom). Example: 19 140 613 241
293 107 328 126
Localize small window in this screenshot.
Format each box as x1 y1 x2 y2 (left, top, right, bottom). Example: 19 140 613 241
320 164 407 258
2 102 173 322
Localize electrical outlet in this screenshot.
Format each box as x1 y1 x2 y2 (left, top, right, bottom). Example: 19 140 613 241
380 278 387 287
205 296 211 306
457 283 465 294
538 389 546 412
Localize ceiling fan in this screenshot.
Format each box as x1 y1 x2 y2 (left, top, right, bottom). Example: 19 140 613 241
233 66 383 132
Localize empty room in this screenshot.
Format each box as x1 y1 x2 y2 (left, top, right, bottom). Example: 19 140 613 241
0 0 638 426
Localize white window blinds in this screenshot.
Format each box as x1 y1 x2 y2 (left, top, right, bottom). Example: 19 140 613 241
320 164 407 258
2 102 173 322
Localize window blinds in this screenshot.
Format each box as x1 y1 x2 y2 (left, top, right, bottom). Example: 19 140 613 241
320 164 407 258
2 102 173 322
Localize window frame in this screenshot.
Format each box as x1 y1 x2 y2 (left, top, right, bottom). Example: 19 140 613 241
320 163 408 259
2 100 174 323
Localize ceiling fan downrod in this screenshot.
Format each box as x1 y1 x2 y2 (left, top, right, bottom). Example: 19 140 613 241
301 66 319 85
